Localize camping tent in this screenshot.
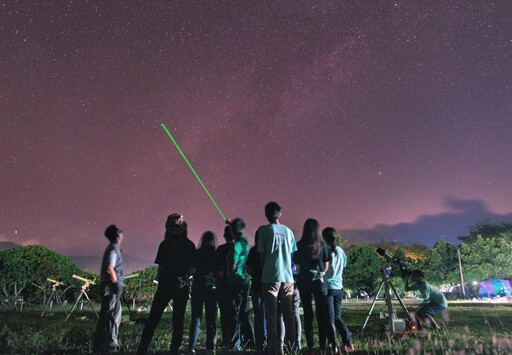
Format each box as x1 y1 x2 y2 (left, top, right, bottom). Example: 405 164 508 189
478 279 512 298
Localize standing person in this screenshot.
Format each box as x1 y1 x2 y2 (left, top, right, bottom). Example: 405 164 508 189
257 201 297 354
216 224 234 349
295 218 332 352
277 254 302 351
246 229 267 353
188 231 218 353
137 214 196 355
405 269 448 332
322 227 354 353
226 218 255 350
93 225 124 352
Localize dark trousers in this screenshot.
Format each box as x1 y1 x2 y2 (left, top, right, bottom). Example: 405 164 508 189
298 281 330 349
251 287 267 351
137 282 189 354
188 285 217 351
278 286 302 349
228 283 254 350
217 281 230 347
93 284 122 352
326 288 351 347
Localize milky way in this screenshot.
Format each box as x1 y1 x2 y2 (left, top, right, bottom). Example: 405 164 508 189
1 1 511 261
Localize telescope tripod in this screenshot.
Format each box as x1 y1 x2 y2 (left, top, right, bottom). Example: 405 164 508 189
362 269 412 333
66 285 98 321
41 286 69 317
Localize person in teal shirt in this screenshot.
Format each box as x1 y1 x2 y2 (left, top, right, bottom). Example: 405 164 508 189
227 218 254 350
405 269 447 332
322 227 353 353
257 201 298 354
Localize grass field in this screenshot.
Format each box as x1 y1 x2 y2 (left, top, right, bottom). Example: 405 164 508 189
1 301 511 354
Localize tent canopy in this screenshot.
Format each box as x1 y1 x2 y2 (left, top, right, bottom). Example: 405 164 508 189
478 279 512 298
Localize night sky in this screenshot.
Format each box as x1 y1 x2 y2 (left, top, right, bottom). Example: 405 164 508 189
1 1 511 262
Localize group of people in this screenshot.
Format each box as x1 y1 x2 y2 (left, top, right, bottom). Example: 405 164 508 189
92 201 447 354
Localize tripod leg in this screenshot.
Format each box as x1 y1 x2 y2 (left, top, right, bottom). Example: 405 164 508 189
388 281 411 319
55 292 68 315
41 292 54 317
362 282 385 332
122 294 135 321
383 276 396 333
66 292 85 321
83 291 99 318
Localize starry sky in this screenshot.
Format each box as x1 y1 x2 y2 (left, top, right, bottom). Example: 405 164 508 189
1 1 511 262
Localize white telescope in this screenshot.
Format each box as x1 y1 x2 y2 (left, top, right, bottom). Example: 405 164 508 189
47 278 65 287
72 274 96 286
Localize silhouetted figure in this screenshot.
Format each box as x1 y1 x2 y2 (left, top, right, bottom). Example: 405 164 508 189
216 225 235 349
137 214 196 355
246 229 267 352
93 224 124 352
188 231 218 352
295 219 332 352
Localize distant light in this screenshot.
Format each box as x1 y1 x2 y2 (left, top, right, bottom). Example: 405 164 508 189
14 230 18 234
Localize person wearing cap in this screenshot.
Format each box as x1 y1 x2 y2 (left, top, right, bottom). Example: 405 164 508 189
92 224 124 352
137 214 196 355
405 269 448 332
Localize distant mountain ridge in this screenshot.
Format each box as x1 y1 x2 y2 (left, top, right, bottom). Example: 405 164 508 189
0 242 152 274
0 241 21 251
69 254 153 274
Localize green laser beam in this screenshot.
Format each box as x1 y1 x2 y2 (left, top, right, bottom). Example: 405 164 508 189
161 123 227 222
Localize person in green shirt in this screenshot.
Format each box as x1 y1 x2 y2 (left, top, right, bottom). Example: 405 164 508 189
405 269 448 332
227 218 254 350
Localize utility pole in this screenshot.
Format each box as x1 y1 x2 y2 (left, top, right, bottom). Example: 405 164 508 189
457 248 466 298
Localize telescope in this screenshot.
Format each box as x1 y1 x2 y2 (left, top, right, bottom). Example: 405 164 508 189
72 274 96 287
376 248 412 278
67 275 98 321
47 278 65 287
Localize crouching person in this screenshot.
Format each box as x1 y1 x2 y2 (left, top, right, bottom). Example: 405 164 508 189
405 269 448 332
93 225 124 352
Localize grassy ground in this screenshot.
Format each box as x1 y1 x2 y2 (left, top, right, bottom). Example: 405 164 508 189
1 301 511 354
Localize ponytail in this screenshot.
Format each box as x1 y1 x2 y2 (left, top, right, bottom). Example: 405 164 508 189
322 227 338 256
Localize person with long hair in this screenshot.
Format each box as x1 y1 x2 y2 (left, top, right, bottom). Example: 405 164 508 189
322 227 353 353
137 214 196 355
188 231 218 352
246 228 267 353
226 218 255 350
295 218 333 353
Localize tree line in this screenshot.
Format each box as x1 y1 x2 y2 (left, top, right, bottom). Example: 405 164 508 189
1 222 511 305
